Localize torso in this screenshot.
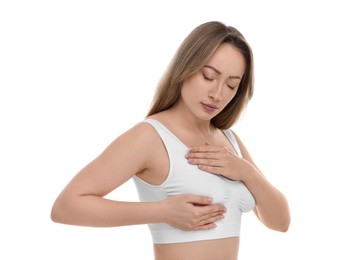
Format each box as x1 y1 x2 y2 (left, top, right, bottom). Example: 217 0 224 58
153 237 239 260
136 113 245 260
138 113 237 185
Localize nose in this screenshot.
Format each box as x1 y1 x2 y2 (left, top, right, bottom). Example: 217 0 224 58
208 83 224 102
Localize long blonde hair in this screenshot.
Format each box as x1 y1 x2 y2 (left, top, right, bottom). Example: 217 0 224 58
147 21 254 129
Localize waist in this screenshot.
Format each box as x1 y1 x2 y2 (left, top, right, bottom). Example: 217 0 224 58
150 219 241 244
153 237 239 260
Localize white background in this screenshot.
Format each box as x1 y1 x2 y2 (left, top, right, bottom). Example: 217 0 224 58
1 0 341 259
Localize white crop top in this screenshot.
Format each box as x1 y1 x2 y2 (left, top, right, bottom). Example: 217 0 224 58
133 119 255 244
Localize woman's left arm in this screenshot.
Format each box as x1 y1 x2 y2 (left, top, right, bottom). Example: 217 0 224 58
232 131 291 232
186 132 290 232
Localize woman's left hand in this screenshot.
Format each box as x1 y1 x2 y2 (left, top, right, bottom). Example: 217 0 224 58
186 144 254 181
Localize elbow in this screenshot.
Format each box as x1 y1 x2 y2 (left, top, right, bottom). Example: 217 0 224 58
281 217 291 232
278 206 291 232
277 221 290 233
259 209 291 233
50 201 63 224
51 194 89 226
50 197 70 224
255 205 291 233
265 220 290 233
269 215 291 233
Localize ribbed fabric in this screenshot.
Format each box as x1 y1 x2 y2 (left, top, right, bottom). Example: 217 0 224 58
133 118 255 244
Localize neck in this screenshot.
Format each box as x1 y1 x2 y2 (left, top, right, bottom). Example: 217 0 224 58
167 102 216 137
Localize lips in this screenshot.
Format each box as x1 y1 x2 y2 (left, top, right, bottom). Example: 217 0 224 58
201 102 218 112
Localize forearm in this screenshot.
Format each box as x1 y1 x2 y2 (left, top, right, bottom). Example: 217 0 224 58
51 195 163 227
243 166 291 232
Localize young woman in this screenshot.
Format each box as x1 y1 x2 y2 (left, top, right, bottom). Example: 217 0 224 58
51 21 290 260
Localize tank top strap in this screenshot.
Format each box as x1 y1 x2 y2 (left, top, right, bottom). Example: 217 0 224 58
223 129 242 157
142 118 166 132
142 118 189 149
142 118 174 141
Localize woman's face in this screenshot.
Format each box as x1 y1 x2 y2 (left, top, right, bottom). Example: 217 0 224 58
179 43 246 121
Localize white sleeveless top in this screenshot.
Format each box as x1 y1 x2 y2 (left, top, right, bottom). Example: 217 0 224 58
133 119 255 244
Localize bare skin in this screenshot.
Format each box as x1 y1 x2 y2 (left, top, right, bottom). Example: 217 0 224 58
154 238 239 260
143 112 241 260
51 43 290 260
51 122 226 230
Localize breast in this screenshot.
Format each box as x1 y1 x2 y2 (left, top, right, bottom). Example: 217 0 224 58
163 153 255 213
133 141 255 244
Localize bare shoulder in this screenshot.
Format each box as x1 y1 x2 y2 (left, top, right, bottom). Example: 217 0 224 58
80 120 163 177
229 130 250 158
71 120 163 194
230 129 258 166
52 121 165 199
109 120 161 156
123 120 160 143
228 129 242 146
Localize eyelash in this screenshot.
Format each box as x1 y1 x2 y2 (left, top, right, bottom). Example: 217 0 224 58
203 73 213 81
202 73 235 90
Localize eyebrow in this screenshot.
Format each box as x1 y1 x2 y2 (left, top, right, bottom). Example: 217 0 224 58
203 65 241 80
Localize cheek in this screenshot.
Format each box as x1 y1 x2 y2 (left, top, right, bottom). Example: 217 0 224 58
181 78 201 97
180 84 196 104
219 91 238 113
223 89 237 104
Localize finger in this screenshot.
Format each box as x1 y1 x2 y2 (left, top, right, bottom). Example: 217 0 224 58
188 157 221 167
201 212 225 224
195 214 225 230
201 210 226 221
183 194 214 205
197 203 226 215
187 152 218 160
194 223 217 231
189 145 220 153
186 150 222 161
198 164 223 175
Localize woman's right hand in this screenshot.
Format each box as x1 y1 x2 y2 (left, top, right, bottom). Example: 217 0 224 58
160 194 226 231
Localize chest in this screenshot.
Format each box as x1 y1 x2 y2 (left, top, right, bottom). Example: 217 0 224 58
164 144 242 203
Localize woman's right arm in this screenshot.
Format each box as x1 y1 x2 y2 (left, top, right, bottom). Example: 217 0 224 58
51 123 226 230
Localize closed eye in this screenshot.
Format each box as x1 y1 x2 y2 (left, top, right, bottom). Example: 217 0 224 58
203 70 238 90
227 84 236 90
202 73 213 81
